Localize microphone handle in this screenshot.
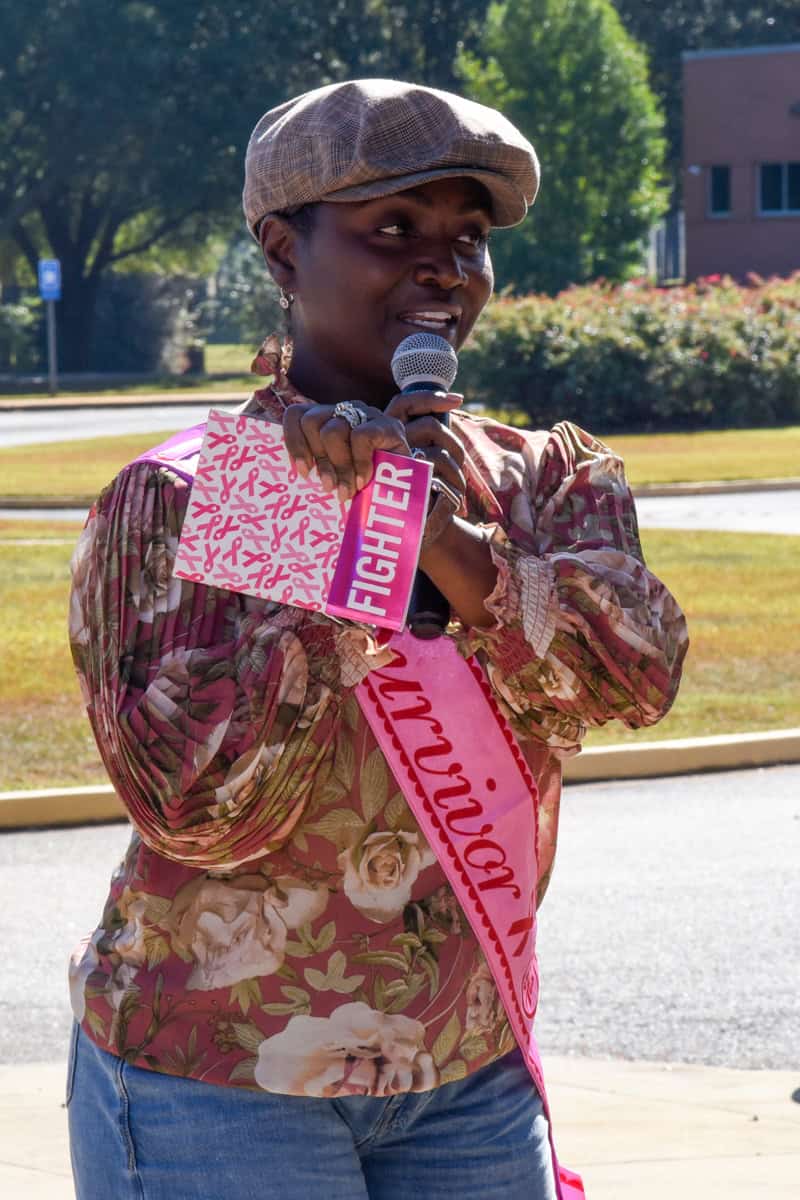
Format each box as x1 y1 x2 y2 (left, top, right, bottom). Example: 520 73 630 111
408 571 450 640
404 383 451 640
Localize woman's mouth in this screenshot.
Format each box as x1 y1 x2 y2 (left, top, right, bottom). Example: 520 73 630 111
397 310 459 333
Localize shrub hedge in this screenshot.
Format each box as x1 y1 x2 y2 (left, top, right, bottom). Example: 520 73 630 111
459 273 800 431
0 299 39 372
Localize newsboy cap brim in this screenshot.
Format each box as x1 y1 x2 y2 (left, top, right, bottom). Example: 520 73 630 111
321 164 530 227
243 79 539 236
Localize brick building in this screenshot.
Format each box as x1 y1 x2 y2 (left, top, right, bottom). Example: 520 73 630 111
683 44 800 280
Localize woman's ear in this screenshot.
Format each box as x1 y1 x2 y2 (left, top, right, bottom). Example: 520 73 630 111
259 216 297 293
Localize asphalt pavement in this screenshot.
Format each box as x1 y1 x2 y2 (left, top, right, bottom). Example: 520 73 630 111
635 488 799 535
0 403 226 449
2 764 797 1070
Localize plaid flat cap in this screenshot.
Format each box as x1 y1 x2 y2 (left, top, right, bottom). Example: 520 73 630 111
243 78 539 236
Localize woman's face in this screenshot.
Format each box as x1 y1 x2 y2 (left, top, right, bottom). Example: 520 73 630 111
264 176 494 407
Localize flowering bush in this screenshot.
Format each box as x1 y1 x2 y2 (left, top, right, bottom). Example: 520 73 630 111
460 273 800 431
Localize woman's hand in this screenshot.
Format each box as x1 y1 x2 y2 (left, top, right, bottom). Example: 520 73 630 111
386 390 467 507
282 391 464 502
283 390 497 627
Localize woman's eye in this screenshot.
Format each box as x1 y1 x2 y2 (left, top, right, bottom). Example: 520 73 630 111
457 230 489 248
375 222 489 246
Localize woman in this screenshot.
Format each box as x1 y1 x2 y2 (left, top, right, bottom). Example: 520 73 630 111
67 80 688 1200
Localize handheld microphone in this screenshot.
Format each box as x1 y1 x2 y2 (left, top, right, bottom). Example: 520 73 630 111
390 333 459 640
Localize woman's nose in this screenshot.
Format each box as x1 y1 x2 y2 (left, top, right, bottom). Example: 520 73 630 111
412 242 468 289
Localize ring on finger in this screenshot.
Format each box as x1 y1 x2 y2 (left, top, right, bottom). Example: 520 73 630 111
332 401 368 430
411 448 428 461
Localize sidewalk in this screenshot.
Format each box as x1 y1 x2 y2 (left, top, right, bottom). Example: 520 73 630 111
2 1055 796 1198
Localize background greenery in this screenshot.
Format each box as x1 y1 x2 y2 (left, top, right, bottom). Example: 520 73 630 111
459 274 800 431
459 0 668 294
5 1 798 378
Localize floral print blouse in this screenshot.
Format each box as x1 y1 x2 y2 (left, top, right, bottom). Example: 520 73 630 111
68 353 688 1097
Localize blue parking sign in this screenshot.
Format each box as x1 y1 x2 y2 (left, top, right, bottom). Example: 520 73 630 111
38 259 61 301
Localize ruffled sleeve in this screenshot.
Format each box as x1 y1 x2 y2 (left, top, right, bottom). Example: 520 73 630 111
69 462 342 868
455 417 689 754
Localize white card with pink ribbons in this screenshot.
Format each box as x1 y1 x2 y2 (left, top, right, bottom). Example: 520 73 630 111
173 408 433 629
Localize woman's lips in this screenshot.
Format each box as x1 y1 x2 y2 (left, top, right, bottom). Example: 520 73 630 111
397 309 460 333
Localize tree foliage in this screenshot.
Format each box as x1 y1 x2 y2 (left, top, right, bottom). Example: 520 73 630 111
0 0 487 369
613 3 800 185
459 0 668 294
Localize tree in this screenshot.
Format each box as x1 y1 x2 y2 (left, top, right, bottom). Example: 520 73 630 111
363 1 489 89
1 2 281 368
612 4 800 188
459 0 668 294
0 0 489 370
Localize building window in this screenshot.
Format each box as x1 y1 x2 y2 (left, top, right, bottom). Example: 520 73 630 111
708 165 731 215
759 162 800 214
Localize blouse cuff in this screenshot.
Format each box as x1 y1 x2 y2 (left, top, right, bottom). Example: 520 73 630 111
336 624 398 689
483 526 558 659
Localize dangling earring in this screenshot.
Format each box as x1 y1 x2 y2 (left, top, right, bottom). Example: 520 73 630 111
279 288 294 310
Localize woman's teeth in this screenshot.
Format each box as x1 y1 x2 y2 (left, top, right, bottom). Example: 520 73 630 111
402 312 453 329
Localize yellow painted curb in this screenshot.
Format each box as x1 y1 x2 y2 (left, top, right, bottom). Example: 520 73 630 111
0 785 126 829
563 727 800 783
2 729 798 831
633 476 800 497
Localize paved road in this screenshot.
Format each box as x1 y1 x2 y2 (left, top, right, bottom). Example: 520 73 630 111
637 488 799 535
0 404 228 449
2 765 797 1069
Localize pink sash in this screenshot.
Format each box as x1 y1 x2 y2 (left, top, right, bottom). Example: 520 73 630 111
132 426 585 1198
357 631 584 1200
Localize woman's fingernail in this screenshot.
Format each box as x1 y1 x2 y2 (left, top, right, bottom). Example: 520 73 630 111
337 483 352 504
319 470 335 493
355 475 366 492
293 457 310 479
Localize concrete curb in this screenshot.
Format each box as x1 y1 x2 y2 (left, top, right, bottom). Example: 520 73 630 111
0 496 91 509
563 727 800 783
2 478 798 510
2 729 797 831
633 476 800 497
2 466 795 504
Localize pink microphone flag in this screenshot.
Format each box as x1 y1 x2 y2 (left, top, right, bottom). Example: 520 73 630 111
173 408 433 630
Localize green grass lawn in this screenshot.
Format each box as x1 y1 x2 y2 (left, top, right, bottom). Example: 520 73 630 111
584 528 799 746
604 426 800 488
0 521 797 792
0 433 191 501
205 342 256 375
474 415 800 486
1 424 798 503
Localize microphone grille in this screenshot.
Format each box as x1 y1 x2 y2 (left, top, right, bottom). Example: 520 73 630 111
391 333 458 393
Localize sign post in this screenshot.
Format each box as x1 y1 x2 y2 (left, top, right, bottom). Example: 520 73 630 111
37 259 61 395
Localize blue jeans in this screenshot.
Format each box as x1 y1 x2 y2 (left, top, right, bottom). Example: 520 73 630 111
67 1023 557 1199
